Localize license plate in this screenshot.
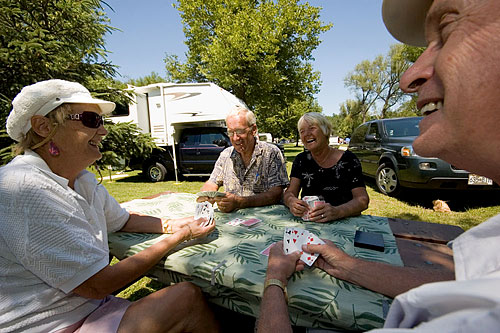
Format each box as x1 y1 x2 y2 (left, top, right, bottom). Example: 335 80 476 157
468 174 493 185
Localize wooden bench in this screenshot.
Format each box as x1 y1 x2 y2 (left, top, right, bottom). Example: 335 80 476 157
388 217 464 272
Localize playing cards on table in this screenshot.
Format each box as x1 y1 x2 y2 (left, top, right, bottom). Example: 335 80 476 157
283 227 325 266
226 217 262 227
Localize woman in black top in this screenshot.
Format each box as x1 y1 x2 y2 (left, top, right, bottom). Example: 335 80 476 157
284 113 369 222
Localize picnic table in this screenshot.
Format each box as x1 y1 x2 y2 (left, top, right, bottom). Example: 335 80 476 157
108 192 462 331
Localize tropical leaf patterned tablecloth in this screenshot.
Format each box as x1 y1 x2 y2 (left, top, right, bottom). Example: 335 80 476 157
109 193 403 331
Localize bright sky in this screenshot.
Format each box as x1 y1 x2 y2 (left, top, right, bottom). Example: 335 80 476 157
103 0 400 116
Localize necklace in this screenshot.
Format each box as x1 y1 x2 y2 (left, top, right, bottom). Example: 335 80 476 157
314 147 334 167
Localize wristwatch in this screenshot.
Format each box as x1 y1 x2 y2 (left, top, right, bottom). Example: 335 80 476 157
264 278 288 302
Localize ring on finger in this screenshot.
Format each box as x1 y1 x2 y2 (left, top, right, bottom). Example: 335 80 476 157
321 214 324 218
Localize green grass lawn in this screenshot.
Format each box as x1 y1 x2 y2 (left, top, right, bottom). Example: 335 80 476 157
103 143 500 231
104 143 500 300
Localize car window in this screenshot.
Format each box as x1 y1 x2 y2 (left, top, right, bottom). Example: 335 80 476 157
368 123 379 138
200 133 226 145
384 118 422 137
350 124 369 143
181 133 199 146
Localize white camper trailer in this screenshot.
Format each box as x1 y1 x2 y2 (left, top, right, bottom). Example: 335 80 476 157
110 82 246 181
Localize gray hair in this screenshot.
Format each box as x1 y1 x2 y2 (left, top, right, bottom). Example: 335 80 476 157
298 112 332 138
226 105 256 127
15 104 72 155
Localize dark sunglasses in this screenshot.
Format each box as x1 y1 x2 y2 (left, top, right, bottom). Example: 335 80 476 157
67 111 104 128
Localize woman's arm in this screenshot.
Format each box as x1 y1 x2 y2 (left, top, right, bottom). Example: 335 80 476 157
73 215 215 299
309 187 369 222
283 177 309 217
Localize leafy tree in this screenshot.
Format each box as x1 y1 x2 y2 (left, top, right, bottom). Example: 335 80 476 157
377 44 420 118
97 120 158 171
332 99 367 138
0 1 159 167
0 0 119 164
0 129 13 164
0 0 118 122
388 95 419 118
341 43 424 128
166 0 331 123
260 96 322 143
126 72 167 87
344 56 384 124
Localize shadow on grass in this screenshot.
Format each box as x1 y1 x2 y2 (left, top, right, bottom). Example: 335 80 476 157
113 172 209 183
364 176 500 212
393 213 423 221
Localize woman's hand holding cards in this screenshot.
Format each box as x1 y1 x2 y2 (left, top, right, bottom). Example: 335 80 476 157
182 217 215 241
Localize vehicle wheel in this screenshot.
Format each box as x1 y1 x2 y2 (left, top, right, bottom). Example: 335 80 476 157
376 163 401 196
145 162 167 182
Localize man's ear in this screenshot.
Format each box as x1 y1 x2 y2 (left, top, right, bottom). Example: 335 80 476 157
30 116 53 138
251 124 258 136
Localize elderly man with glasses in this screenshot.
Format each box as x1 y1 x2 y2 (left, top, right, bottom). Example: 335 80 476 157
199 106 289 213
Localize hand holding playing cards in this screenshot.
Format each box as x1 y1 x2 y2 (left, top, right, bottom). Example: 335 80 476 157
287 197 309 217
180 217 216 241
302 239 354 281
168 216 215 240
307 202 344 222
266 241 304 283
217 193 241 213
196 196 217 205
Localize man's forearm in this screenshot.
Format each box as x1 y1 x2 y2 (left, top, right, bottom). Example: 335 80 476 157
201 181 218 192
257 285 292 333
237 186 283 209
343 258 455 298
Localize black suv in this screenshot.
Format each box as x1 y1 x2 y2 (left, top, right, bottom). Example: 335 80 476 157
348 117 497 196
141 127 230 182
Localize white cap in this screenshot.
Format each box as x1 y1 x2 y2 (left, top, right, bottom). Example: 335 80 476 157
382 0 433 47
6 79 116 142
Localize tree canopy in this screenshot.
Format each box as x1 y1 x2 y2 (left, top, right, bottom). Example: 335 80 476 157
165 0 331 139
0 0 119 117
336 44 425 137
0 0 156 166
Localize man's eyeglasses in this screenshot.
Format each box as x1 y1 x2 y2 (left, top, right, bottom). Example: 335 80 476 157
227 127 250 137
67 111 104 128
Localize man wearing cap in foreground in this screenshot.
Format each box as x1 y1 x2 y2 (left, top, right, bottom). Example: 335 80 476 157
0 79 218 332
257 0 500 331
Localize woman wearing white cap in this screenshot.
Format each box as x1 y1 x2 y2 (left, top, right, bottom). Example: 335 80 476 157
0 79 218 332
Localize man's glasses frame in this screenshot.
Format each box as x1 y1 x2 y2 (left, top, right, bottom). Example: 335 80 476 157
67 111 104 128
227 126 252 137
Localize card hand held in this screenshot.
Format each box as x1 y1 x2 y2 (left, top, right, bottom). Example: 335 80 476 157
288 197 309 217
217 192 241 213
266 241 304 284
302 239 354 281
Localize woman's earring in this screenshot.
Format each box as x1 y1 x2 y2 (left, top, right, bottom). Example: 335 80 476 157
49 141 60 156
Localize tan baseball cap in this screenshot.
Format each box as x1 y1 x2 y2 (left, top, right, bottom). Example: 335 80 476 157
7 79 115 142
382 0 433 47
